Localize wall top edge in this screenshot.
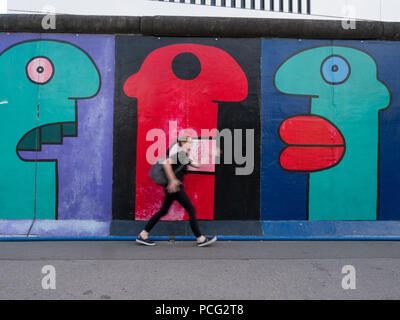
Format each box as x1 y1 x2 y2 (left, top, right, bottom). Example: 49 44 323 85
0 14 399 40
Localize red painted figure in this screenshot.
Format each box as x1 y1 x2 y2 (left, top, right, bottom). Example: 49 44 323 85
123 43 248 222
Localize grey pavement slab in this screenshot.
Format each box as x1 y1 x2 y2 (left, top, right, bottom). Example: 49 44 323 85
0 241 399 299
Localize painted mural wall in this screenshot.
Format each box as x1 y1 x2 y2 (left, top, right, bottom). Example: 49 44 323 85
261 39 399 222
0 33 399 237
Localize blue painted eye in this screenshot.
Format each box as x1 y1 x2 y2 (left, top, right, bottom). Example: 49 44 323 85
321 55 350 85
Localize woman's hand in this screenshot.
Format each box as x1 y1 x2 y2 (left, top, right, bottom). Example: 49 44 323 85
163 159 181 193
167 179 181 193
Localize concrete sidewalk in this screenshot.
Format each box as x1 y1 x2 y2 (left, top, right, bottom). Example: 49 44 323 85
0 241 399 299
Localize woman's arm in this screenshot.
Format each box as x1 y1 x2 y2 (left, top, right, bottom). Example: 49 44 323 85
163 158 181 193
189 161 202 169
188 146 221 169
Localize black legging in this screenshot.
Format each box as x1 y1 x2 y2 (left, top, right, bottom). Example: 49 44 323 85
144 187 202 238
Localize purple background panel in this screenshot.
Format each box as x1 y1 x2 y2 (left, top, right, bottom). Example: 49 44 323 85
41 34 114 220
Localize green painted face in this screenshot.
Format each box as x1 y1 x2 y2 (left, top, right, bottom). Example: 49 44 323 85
274 45 392 221
0 40 100 154
0 39 101 220
274 46 391 116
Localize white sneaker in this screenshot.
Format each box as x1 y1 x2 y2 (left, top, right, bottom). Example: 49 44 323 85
197 236 217 247
136 236 156 246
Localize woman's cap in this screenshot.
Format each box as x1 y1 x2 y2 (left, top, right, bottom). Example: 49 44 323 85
177 133 191 142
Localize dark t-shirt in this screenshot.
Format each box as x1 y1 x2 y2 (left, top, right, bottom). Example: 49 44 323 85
169 151 191 182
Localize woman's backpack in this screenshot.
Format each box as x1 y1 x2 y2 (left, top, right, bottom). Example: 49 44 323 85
150 157 186 186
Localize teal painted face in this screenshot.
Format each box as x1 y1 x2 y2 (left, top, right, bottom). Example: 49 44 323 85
274 45 392 221
274 46 391 113
0 39 101 220
0 40 100 153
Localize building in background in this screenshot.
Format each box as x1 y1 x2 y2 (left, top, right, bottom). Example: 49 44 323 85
4 0 400 22
0 0 6 14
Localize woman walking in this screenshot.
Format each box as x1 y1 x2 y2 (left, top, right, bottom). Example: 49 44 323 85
136 134 217 247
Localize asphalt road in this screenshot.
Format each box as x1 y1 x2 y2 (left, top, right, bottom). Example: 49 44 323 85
0 240 399 300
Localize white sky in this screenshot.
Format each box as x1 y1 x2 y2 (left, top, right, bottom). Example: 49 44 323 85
0 0 7 13
5 0 400 22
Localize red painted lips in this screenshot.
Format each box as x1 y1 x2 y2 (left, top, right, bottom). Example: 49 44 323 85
279 115 345 172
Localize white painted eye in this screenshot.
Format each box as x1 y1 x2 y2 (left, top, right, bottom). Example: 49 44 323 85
26 56 54 84
321 55 350 85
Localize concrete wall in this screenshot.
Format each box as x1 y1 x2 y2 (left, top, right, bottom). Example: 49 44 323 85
0 34 113 236
1 16 400 238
